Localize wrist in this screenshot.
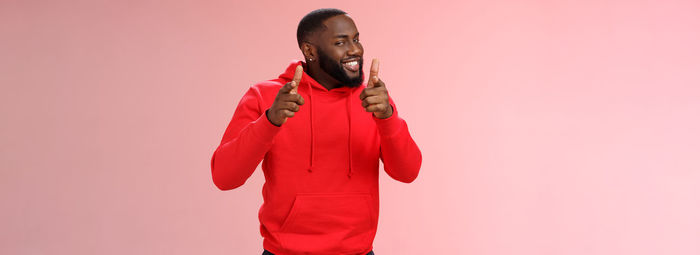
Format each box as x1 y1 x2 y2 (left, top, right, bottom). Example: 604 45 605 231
373 104 394 119
265 109 282 127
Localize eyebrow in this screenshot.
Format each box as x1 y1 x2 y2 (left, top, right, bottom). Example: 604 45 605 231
333 33 359 39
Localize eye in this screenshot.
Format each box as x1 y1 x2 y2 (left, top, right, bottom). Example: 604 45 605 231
353 38 359 43
335 41 345 46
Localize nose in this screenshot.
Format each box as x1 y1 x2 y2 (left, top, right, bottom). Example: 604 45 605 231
347 42 362 56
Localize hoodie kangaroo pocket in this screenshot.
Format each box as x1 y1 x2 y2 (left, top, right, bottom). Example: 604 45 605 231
277 193 374 253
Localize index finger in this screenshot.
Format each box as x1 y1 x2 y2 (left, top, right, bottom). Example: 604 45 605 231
368 58 379 88
279 81 295 94
290 65 303 94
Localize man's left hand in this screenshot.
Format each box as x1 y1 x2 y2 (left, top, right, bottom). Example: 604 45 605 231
360 58 393 119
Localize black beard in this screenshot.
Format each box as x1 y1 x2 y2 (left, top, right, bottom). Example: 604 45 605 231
317 50 363 88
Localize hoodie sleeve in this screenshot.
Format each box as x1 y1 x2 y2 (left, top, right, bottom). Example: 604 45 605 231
210 86 280 190
373 97 422 183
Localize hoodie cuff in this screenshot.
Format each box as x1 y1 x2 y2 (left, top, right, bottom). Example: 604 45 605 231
373 103 404 138
250 110 282 142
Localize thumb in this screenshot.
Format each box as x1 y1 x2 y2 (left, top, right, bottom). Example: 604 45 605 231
367 58 379 88
290 64 303 94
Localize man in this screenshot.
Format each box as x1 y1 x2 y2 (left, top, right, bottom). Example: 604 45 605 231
210 8 422 255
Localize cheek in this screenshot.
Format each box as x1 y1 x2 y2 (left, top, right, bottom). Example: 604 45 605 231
333 49 347 60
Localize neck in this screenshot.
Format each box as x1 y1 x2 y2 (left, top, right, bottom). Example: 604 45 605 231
307 64 341 91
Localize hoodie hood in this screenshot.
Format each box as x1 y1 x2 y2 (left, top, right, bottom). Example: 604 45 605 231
278 60 363 178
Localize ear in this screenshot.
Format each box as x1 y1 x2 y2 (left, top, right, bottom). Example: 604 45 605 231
301 42 316 62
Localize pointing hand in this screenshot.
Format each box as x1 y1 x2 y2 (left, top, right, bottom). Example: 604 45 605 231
267 65 305 126
360 58 393 119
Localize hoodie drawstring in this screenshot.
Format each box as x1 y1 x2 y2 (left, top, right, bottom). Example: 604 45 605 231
301 63 354 179
305 81 354 178
346 94 353 178
308 81 315 173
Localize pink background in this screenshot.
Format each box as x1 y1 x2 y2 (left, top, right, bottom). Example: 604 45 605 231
2 0 699 254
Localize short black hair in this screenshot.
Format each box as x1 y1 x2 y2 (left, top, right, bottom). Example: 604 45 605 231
296 8 347 48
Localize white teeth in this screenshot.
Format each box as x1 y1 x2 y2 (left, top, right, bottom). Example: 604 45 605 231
345 61 358 66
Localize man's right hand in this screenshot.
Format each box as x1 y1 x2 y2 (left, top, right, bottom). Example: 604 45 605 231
267 65 305 126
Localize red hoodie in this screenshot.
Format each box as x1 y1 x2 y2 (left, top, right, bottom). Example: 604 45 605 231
210 60 422 254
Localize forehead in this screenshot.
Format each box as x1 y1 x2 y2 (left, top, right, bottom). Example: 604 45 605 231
319 14 359 38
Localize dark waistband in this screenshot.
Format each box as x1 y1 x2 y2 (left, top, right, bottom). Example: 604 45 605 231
263 250 374 255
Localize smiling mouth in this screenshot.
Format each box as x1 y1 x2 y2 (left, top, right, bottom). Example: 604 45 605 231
342 59 360 72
